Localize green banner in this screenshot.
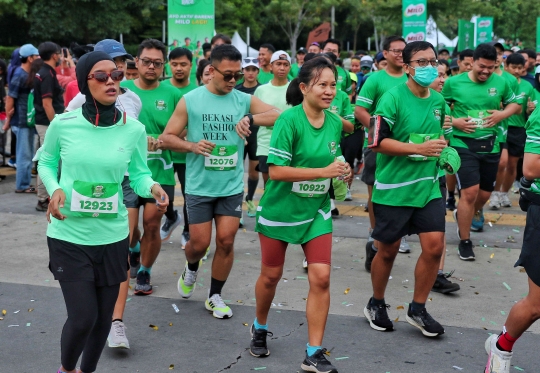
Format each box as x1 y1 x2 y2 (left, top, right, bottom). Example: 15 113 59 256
537 18 540 52
475 17 493 46
402 0 427 42
167 0 215 61
458 20 475 51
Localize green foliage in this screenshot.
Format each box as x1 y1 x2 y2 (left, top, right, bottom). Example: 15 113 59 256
0 46 18 60
215 0 265 41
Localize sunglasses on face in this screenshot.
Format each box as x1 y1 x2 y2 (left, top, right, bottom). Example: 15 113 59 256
213 65 244 82
87 70 125 83
139 58 164 68
244 58 259 64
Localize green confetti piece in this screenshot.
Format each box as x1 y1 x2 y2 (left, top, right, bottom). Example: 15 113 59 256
508 248 511 252
126 298 131 302
496 272 501 275
253 367 266 371
203 269 208 273
490 321 498 326
472 277 480 280
276 310 281 313
404 302 409 306
408 290 414 293
481 317 486 322
197 282 203 287
341 301 348 305
26 323 31 327
223 300 232 303
503 282 511 290
295 276 308 280
514 367 524 371
522 293 528 297
512 229 520 233
252 298 256 301
500 311 506 315
335 357 349 360
45 279 49 282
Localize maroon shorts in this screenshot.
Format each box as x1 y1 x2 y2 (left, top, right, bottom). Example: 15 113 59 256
259 233 332 267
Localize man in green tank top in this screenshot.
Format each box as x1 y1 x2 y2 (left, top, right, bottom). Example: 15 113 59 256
159 45 281 319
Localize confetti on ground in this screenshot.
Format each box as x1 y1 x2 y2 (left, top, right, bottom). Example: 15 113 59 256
344 288 350 294
13 310 20 314
428 298 433 302
335 357 349 360
514 367 524 371
169 323 173 326
489 222 493 227
519 268 526 273
397 306 404 310
172 304 180 313
253 367 267 370
8 325 19 327
453 366 464 371
26 323 31 327
28 308 34 312
149 324 159 330
169 364 174 369
481 317 486 322
512 229 520 233
295 276 307 280
490 321 498 326
490 253 495 259
500 311 506 315
2 310 6 316
126 298 131 302
503 282 512 291
0 317 3 321
243 323 249 326
394 317 399 322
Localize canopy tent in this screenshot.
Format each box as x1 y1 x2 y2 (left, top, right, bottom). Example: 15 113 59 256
231 31 259 58
425 15 455 49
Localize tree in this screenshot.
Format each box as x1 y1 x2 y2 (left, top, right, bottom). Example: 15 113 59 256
215 0 266 42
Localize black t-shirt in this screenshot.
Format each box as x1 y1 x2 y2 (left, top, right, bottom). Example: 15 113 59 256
234 82 261 96
34 64 64 125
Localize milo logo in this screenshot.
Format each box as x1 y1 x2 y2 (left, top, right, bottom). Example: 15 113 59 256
478 111 486 119
488 88 497 97
155 100 167 111
330 105 338 114
478 20 491 27
404 3 425 16
92 185 104 198
433 109 441 121
218 146 226 156
425 135 431 141
328 141 337 155
406 32 425 42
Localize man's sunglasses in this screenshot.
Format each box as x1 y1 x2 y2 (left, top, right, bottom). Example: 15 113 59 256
87 70 125 83
139 58 164 68
213 65 244 82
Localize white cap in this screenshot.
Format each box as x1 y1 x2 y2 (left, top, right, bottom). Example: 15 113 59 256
242 57 259 69
360 56 373 62
270 50 291 64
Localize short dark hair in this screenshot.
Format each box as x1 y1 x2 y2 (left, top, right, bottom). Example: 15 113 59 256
351 55 361 61
459 49 474 61
383 36 406 51
137 39 166 59
522 48 536 60
438 59 449 68
211 34 231 46
506 53 526 66
323 52 337 64
356 50 368 55
286 56 337 106
38 41 60 61
303 53 318 63
402 41 436 64
473 43 497 61
260 43 276 53
202 43 211 53
323 38 341 52
196 59 211 84
126 61 136 69
169 47 193 62
210 44 242 64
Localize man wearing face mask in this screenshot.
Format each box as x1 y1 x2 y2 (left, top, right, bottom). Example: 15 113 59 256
364 41 449 338
34 42 66 212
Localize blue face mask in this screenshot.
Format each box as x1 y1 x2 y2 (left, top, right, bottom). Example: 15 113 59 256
411 65 438 87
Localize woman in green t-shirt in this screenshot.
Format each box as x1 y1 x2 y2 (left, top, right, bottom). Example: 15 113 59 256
248 57 351 373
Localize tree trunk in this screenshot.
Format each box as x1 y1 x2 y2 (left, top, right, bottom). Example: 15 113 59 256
374 24 379 52
353 23 361 52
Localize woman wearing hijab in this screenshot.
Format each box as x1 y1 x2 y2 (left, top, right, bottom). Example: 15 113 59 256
38 51 169 373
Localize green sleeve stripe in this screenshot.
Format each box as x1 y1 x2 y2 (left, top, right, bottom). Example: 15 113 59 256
269 147 292 158
383 116 395 125
268 150 291 161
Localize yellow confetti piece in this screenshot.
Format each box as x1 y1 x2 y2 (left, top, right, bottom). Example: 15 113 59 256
428 297 433 302
237 300 244 303
490 253 495 259
243 323 248 326
0 317 3 321
128 285 133 290
28 308 34 312
394 316 399 322
149 324 159 330
519 268 526 273
169 364 174 370
1 310 6 316
169 323 173 326
396 305 404 310
344 288 350 294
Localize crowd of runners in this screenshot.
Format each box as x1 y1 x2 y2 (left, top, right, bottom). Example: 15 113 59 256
1 30 540 373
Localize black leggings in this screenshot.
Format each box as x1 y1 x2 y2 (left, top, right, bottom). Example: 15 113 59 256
165 163 189 231
59 281 120 372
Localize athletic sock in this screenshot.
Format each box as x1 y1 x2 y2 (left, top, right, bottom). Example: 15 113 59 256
254 318 268 330
370 296 385 306
209 277 226 297
247 178 258 201
330 199 336 210
496 326 518 352
112 318 123 323
438 269 444 275
187 260 200 272
306 343 322 357
137 264 152 275
448 191 455 198
410 301 425 312
129 241 140 253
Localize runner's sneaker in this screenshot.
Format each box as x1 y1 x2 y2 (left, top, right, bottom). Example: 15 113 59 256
129 250 140 279
432 271 460 294
107 320 130 349
7 158 16 168
345 190 352 201
512 180 520 194
160 210 182 241
499 192 512 207
181 230 190 249
452 209 461 240
134 271 152 295
485 334 512 373
471 209 484 232
331 207 339 218
302 257 308 270
249 324 273 357
246 200 257 217
458 239 475 261
300 348 338 373
398 236 411 253
489 192 501 210
202 247 210 261
363 298 394 331
205 292 233 319
406 304 444 337
365 241 377 273
178 262 199 298
446 195 456 211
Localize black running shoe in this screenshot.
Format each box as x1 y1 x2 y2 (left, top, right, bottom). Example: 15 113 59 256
458 239 475 261
446 196 456 211
249 324 273 357
331 208 339 218
129 250 140 279
134 271 152 295
300 348 338 373
364 241 377 273
432 272 460 294
363 298 394 331
406 305 445 337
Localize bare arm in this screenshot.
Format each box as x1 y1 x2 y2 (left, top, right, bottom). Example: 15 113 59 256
373 138 446 157
250 95 281 126
43 97 56 122
269 160 347 182
340 117 354 133
354 106 371 129
523 153 540 180
3 96 14 129
484 103 521 127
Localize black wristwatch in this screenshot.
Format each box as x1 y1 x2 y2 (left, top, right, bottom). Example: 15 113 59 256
244 113 253 126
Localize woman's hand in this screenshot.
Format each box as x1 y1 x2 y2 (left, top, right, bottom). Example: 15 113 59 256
147 136 161 152
47 189 67 223
415 140 447 158
151 184 169 213
322 159 348 178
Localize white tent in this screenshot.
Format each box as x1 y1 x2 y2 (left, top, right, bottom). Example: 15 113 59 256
425 15 455 48
231 31 259 58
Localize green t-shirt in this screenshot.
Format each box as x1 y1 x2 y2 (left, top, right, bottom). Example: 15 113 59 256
258 69 274 84
336 66 352 94
255 105 343 244
38 109 156 245
508 77 537 128
161 79 199 164
327 90 354 125
495 71 520 142
357 69 408 147
524 108 540 194
184 85 252 197
288 63 301 80
254 81 291 157
120 80 181 185
373 83 446 208
442 72 517 153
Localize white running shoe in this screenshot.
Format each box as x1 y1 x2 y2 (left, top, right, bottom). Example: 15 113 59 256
205 292 233 319
484 334 512 373
398 236 411 253
107 320 130 349
345 190 353 201
160 210 182 241
499 193 512 207
489 192 501 210
178 262 199 298
302 257 308 269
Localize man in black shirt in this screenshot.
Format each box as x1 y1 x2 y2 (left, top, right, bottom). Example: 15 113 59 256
34 41 64 211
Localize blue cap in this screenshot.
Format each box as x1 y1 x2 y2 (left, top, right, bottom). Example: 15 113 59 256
19 44 39 58
375 52 385 63
94 39 133 60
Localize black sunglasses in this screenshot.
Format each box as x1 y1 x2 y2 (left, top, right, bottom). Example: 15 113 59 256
213 65 244 82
